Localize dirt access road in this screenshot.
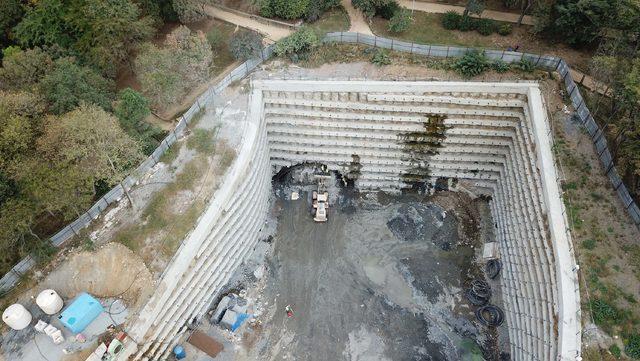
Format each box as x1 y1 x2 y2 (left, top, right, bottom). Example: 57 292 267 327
204 5 292 41
398 0 534 25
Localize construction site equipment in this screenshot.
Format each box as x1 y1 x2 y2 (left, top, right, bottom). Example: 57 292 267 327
59 292 104 333
2 303 32 330
36 289 64 315
312 174 331 222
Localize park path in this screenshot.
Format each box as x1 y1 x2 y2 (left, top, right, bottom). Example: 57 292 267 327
398 1 534 25
204 5 292 41
341 0 374 35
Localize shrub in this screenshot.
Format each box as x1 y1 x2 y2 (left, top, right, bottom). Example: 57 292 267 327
514 58 535 72
371 49 391 66
274 27 319 57
376 1 399 19
114 88 163 155
40 57 115 114
229 31 263 60
625 334 640 359
590 299 619 325
609 344 621 358
442 11 462 30
582 238 597 250
458 15 477 31
452 50 488 78
352 0 397 18
491 60 510 73
388 7 411 33
477 18 495 36
497 23 512 36
206 28 224 49
260 0 310 19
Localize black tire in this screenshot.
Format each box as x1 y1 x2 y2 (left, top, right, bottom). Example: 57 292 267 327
476 305 504 327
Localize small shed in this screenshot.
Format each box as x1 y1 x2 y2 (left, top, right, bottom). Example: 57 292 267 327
58 292 104 334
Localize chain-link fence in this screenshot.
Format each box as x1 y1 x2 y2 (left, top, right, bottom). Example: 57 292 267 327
3 31 637 294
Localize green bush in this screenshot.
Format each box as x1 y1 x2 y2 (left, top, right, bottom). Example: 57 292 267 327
260 0 310 19
452 50 488 78
229 31 263 60
491 60 510 73
376 1 399 19
514 58 535 72
477 18 495 36
371 49 391 66
609 344 622 358
274 27 319 57
388 8 411 33
206 28 224 49
590 299 619 325
582 238 597 250
458 15 477 31
625 334 640 359
442 11 462 30
352 0 397 18
114 88 163 155
497 23 512 36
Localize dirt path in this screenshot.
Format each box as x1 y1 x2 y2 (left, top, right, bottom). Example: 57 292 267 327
341 0 374 35
203 5 292 41
398 0 534 25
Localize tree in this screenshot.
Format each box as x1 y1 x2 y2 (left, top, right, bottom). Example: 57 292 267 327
260 0 310 19
135 26 212 110
13 0 76 49
552 0 614 46
35 103 144 198
39 57 115 114
0 91 46 171
0 47 54 91
388 7 411 33
229 31 264 60
114 88 164 154
172 0 208 23
0 0 23 47
351 0 397 18
67 0 155 76
13 0 155 75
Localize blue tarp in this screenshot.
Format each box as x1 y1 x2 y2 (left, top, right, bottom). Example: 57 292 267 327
231 313 250 332
58 292 104 333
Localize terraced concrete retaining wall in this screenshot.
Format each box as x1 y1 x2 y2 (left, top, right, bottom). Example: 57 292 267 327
255 80 580 361
119 92 272 360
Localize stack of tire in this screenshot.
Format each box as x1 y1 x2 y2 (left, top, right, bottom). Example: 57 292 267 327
464 260 504 327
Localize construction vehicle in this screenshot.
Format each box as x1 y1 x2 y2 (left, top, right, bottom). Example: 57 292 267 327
312 175 330 222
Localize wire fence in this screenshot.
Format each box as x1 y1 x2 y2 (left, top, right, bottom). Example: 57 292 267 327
2 31 637 295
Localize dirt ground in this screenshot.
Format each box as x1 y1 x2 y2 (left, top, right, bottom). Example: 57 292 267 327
206 165 507 361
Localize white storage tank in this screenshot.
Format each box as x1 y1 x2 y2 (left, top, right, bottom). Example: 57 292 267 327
36 289 64 315
2 304 32 330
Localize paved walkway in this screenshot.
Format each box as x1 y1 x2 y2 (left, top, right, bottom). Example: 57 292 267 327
204 5 292 41
398 0 534 25
341 0 374 35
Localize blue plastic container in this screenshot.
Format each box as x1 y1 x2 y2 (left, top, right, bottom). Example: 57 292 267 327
173 345 186 359
58 292 104 333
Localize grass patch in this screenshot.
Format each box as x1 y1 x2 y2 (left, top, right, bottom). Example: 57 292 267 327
187 128 216 154
370 12 513 48
582 238 597 250
206 19 244 75
160 143 180 164
113 156 209 257
308 6 350 36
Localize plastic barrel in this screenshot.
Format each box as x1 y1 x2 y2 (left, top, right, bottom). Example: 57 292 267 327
173 345 186 360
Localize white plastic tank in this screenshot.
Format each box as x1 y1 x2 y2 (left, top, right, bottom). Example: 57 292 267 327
36 289 64 315
2 304 32 330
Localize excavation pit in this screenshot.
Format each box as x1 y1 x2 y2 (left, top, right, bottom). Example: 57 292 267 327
121 80 580 361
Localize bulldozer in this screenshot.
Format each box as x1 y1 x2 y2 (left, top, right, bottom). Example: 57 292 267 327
312 175 330 222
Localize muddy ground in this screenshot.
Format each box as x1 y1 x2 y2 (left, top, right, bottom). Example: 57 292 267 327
213 167 508 361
